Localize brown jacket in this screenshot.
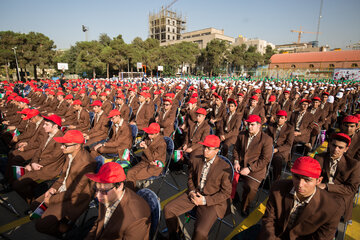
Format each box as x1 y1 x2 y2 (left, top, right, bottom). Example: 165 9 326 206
315 152 360 221
74 108 90 133
134 102 153 131
289 111 314 143
85 188 151 240
233 130 273 181
266 122 294 162
87 111 109 144
158 108 177 137
140 134 167 167
118 103 130 122
219 111 242 140
187 155 232 218
258 179 343 240
243 105 266 124
183 120 210 153
40 149 96 221
102 100 113 116
345 131 360 161
23 119 47 152
54 100 69 117
103 120 132 155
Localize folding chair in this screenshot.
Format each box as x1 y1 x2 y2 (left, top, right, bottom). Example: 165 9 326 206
182 155 236 240
140 137 180 194
137 188 161 240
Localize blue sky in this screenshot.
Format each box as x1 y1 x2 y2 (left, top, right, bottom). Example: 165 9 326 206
1 0 359 50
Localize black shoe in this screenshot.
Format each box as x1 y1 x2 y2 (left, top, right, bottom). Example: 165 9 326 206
240 208 250 217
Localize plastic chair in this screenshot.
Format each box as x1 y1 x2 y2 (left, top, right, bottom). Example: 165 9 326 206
137 188 161 240
130 124 138 145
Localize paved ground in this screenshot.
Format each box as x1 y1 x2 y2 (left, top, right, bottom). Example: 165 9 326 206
0 141 359 240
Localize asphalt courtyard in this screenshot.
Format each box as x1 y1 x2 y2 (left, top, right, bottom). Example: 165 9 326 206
0 141 359 240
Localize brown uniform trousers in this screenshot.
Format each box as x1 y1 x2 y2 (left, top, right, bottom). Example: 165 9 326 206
126 135 166 190
218 111 242 157
164 155 232 240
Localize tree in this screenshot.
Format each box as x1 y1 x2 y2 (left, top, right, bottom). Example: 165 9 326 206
75 41 105 79
243 45 263 72
0 31 21 80
108 35 128 78
263 45 276 65
201 39 229 76
228 44 247 74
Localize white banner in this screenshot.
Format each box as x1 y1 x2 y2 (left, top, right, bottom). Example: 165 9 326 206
57 63 68 70
137 62 142 69
158 66 163 71
333 68 360 81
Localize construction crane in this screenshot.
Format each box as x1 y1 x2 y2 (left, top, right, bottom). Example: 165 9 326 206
162 0 178 11
290 26 321 44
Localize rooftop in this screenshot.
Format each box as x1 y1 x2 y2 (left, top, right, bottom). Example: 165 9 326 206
270 50 360 63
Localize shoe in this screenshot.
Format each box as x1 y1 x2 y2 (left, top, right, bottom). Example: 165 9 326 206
240 208 250 217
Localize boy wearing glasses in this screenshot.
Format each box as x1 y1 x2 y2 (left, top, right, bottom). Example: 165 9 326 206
32 130 96 237
12 114 65 202
156 99 176 137
85 162 151 240
164 135 232 240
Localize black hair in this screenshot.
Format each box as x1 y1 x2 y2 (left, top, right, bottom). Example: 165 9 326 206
43 118 61 130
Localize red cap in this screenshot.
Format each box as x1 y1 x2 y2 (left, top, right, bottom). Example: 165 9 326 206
237 93 244 97
342 115 359 124
199 135 220 148
268 95 276 102
250 95 258 101
354 114 360 120
91 100 102 107
284 90 290 94
211 86 217 90
142 86 149 90
128 87 136 92
300 99 311 104
331 133 351 146
322 92 330 96
100 92 107 96
18 98 30 104
90 91 97 96
17 108 31 115
139 92 151 98
116 94 125 99
188 98 197 104
163 99 173 104
276 110 288 117
196 108 207 115
245 114 261 123
165 93 175 99
72 99 82 105
54 130 85 144
153 91 160 95
214 94 222 101
57 91 65 96
107 109 121 118
43 114 62 126
79 90 86 94
175 86 182 89
65 94 74 100
291 156 321 178
23 109 40 120
227 98 237 106
312 97 321 102
143 123 160 134
48 91 55 95
86 162 126 183
255 89 261 94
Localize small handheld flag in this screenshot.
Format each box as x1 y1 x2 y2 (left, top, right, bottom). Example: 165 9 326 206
154 160 164 167
30 201 48 220
12 166 25 180
122 149 131 161
173 150 183 163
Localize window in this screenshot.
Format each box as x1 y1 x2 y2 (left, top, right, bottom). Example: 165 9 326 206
167 35 170 40
351 63 358 67
275 65 279 68
168 19 170 24
173 36 175 40
329 64 335 68
173 21 175 25
291 65 296 68
309 64 314 68
168 27 170 32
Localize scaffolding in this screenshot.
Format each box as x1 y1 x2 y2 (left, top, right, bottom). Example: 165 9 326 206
149 7 186 43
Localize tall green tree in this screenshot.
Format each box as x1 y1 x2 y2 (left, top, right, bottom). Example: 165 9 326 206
75 41 105 79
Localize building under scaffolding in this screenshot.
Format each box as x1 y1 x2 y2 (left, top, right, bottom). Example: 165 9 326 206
149 8 186 43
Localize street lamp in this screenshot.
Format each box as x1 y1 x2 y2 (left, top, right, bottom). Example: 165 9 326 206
12 47 21 81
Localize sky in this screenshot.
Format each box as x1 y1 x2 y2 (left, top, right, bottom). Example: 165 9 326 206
1 0 359 50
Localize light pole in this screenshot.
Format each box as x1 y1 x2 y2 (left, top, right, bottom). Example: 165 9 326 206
12 47 21 81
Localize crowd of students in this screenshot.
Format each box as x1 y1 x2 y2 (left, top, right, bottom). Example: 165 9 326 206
0 77 359 240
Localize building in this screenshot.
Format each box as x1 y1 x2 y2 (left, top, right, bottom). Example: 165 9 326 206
268 50 360 78
233 36 275 54
275 42 330 53
159 27 235 49
149 8 186 43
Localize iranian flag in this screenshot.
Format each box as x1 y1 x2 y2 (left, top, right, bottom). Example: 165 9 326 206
173 150 183 163
0 93 4 99
30 201 48 220
12 166 25 179
154 160 165 168
60 126 67 132
12 129 20 137
122 149 131 161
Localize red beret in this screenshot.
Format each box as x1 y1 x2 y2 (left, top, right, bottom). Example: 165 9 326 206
284 90 290 94
175 86 182 89
250 95 258 101
100 92 107 96
227 98 237 106
143 123 160 134
91 100 102 107
72 100 82 105
211 86 217 90
255 89 261 94
196 108 207 115
245 114 261 123
291 156 321 178
268 95 276 102
90 92 97 96
43 114 62 126
163 99 173 104
237 93 244 97
322 92 330 96
312 97 321 102
23 109 40 120
65 94 74 100
17 108 31 115
331 133 351 146
139 92 151 98
54 130 85 144
342 115 359 124
86 162 126 183
188 98 197 104
108 109 121 118
57 91 65 96
116 94 125 99
300 99 311 104
276 110 288 117
199 135 220 148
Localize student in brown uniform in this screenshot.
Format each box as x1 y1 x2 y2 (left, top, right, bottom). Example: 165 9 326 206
219 98 242 157
278 90 294 119
83 100 109 148
115 93 130 122
306 96 326 150
130 92 153 131
156 99 177 137
127 88 139 115
181 97 199 131
181 108 211 159
33 130 96 237
68 99 90 132
126 123 166 190
315 133 360 222
264 95 280 124
91 109 132 159
290 99 314 145
85 162 151 240
164 135 232 240
233 114 273 216
256 156 343 240
266 110 294 181
52 92 69 117
243 95 266 124
12 114 65 203
341 115 360 160
100 92 113 116
209 94 226 132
